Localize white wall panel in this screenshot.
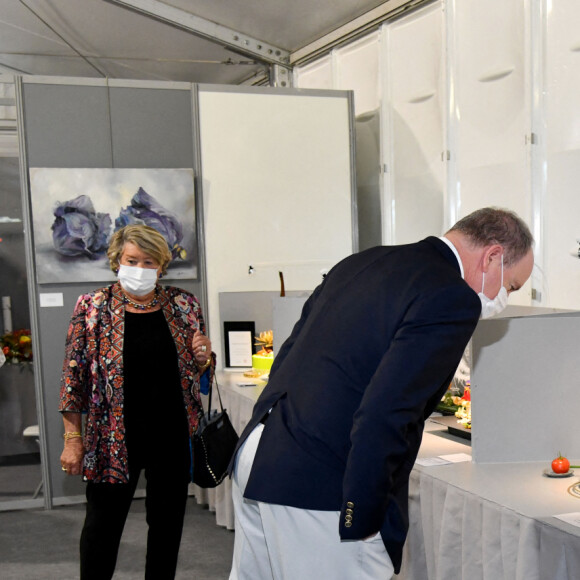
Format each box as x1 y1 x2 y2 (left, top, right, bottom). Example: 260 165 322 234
335 33 380 116
452 0 532 306
542 0 580 309
292 1 580 311
198 87 354 366
453 0 530 216
293 57 333 89
384 3 445 244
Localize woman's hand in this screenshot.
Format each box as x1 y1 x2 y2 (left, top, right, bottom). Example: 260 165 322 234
60 439 85 476
192 329 212 366
60 412 84 476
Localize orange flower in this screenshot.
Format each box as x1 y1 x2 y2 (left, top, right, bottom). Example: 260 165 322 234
0 329 33 364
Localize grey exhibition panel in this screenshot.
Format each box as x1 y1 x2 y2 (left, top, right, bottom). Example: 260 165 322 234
17 77 355 507
0 157 30 332
107 85 194 169
19 77 202 504
22 82 113 168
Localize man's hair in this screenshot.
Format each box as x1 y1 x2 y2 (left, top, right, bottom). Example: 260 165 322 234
447 207 533 266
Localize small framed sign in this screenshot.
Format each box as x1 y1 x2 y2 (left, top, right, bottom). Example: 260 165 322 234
224 321 256 368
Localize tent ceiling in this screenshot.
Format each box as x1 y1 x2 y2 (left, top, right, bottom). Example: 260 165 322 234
0 0 397 85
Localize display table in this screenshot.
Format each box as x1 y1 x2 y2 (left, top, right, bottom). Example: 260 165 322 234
191 375 580 578
397 425 580 579
190 370 266 529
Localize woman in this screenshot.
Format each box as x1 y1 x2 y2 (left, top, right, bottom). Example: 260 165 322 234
59 224 214 580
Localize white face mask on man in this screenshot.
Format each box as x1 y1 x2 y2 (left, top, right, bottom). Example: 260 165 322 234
118 264 158 296
478 255 509 319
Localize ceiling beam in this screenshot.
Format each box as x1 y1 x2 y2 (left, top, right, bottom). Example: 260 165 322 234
290 0 429 65
105 0 290 67
0 63 28 75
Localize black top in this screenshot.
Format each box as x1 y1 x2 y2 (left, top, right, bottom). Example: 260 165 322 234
123 309 189 468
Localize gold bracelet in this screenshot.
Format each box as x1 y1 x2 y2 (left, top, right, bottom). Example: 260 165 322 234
198 357 212 372
63 432 82 441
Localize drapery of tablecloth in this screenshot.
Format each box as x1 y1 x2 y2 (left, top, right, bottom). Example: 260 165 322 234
396 469 580 579
188 382 580 577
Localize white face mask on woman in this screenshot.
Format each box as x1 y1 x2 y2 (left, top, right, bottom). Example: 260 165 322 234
118 264 158 296
478 255 508 319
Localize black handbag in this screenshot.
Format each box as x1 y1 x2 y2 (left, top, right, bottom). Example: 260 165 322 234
192 376 239 488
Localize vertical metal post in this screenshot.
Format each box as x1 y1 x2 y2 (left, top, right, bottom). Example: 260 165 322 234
14 76 53 509
269 65 293 88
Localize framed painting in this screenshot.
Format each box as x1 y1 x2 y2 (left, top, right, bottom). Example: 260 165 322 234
29 168 197 283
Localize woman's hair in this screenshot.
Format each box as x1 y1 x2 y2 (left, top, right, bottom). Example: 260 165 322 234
447 207 534 266
107 224 172 275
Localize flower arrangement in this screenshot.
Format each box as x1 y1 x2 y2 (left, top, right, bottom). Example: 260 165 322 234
454 384 471 429
247 330 274 376
0 329 33 364
254 330 273 355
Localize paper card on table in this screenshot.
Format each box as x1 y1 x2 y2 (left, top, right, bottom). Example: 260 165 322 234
438 453 472 463
554 513 580 528
227 331 253 367
416 457 451 467
224 321 256 367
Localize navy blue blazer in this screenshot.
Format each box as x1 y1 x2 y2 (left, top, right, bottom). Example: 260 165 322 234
232 237 481 573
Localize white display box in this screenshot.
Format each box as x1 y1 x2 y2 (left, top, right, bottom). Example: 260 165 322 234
272 296 308 354
471 306 580 463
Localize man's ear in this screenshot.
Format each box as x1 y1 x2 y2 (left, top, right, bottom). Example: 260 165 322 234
481 244 503 273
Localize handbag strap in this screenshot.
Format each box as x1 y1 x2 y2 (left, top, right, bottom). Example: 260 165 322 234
204 373 225 417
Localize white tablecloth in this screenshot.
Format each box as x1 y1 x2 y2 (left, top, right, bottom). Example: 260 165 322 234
397 424 580 579
190 379 580 578
190 371 265 529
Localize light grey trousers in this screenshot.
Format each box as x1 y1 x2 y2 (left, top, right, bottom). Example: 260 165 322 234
229 423 395 580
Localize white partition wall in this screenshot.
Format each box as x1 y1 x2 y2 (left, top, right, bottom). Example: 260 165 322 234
451 0 533 306
293 57 333 90
335 33 381 117
452 0 530 212
542 0 580 309
294 39 380 118
294 0 557 308
197 86 355 367
382 3 446 245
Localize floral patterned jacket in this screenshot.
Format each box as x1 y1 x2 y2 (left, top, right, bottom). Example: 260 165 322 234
59 282 214 483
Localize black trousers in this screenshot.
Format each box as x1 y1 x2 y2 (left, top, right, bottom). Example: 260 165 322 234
79 457 190 580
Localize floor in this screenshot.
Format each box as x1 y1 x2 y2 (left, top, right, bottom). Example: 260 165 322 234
0 453 235 579
0 498 235 579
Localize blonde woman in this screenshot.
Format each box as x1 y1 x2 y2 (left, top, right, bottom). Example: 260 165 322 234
59 224 214 579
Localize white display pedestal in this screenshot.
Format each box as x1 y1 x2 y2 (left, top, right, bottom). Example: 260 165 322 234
272 296 308 353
